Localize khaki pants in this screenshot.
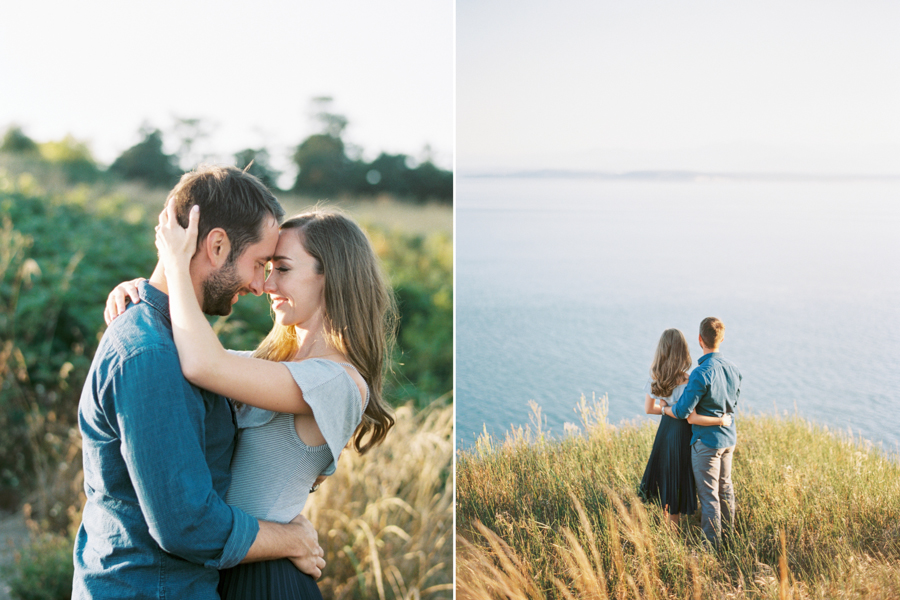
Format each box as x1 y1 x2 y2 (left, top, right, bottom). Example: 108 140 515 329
691 440 735 546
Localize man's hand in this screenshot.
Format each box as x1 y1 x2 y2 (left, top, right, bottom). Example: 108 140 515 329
104 278 145 325
245 516 326 578
721 413 733 427
288 515 326 578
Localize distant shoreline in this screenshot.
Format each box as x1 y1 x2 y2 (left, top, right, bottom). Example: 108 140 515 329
462 169 900 182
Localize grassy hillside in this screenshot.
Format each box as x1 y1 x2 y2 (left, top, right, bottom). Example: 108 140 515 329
457 397 900 599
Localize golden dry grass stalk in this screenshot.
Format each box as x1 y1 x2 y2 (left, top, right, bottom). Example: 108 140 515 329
304 401 452 600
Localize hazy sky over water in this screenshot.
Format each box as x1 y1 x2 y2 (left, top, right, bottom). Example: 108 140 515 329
458 0 900 174
0 0 453 172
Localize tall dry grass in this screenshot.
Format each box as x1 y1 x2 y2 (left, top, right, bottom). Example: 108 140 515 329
305 398 453 600
457 397 900 599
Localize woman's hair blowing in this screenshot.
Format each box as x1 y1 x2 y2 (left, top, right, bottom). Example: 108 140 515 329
650 328 692 398
253 208 398 454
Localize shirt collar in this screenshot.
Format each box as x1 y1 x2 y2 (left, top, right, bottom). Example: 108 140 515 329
698 351 719 365
138 280 170 321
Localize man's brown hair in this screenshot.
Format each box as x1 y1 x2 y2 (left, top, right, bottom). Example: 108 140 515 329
699 317 725 350
168 165 285 262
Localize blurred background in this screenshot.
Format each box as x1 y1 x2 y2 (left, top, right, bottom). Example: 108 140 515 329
0 1 452 598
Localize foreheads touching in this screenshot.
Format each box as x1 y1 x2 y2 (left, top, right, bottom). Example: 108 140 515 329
699 317 725 351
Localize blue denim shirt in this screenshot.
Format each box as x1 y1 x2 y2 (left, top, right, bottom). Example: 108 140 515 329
671 352 741 449
73 281 259 600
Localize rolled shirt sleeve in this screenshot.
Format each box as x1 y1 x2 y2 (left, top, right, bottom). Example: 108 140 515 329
109 347 258 568
672 370 705 420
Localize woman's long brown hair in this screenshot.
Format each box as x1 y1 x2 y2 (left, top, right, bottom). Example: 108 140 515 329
253 209 398 454
649 328 692 398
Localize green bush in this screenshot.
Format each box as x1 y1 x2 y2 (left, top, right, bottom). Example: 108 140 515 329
108 129 180 188
375 228 452 405
2 533 74 600
38 137 101 184
0 173 156 530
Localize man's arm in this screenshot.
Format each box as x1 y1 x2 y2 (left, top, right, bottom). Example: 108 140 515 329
111 348 258 568
245 515 325 578
671 371 705 420
112 348 325 575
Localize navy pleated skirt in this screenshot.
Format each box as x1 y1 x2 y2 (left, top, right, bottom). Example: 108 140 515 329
638 414 697 516
218 558 323 600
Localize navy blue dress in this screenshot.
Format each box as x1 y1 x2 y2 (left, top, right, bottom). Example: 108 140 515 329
639 382 697 516
219 560 323 600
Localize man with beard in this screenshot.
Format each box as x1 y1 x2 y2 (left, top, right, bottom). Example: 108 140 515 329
74 166 325 600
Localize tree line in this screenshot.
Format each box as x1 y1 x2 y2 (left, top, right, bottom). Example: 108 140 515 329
1 99 451 203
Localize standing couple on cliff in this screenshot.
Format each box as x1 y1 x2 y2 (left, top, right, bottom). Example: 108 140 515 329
639 317 742 548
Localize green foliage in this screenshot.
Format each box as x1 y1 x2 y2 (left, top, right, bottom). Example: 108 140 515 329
354 154 453 203
292 133 349 195
38 136 101 183
458 401 900 598
2 533 74 600
2 127 101 186
234 148 281 190
0 173 155 529
290 97 452 202
292 141 453 203
1 126 39 155
409 160 453 202
109 128 181 188
371 228 453 405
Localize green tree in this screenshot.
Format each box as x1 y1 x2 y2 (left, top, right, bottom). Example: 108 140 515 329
409 160 452 203
235 148 281 191
365 153 414 197
291 97 354 195
109 128 181 188
309 96 348 138
0 125 39 155
292 133 348 196
38 135 101 183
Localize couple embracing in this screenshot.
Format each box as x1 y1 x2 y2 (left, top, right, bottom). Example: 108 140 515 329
640 318 742 548
73 165 396 599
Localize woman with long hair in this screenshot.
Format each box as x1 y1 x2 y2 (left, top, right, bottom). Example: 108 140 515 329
639 328 731 525
108 204 396 599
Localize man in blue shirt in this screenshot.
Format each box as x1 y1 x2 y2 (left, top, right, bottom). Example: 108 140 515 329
662 317 741 547
74 166 325 599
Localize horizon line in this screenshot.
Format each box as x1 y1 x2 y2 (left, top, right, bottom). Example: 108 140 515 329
460 168 900 182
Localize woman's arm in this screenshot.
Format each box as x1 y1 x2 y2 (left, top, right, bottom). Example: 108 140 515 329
644 393 664 415
686 411 733 426
156 203 313 415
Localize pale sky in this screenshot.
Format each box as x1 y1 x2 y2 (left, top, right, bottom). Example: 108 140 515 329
458 0 900 174
0 0 453 179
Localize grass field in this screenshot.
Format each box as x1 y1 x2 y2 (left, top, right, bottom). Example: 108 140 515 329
111 181 452 236
456 397 900 599
306 399 453 600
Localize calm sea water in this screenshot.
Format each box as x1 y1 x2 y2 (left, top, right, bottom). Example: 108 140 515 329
456 176 900 452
